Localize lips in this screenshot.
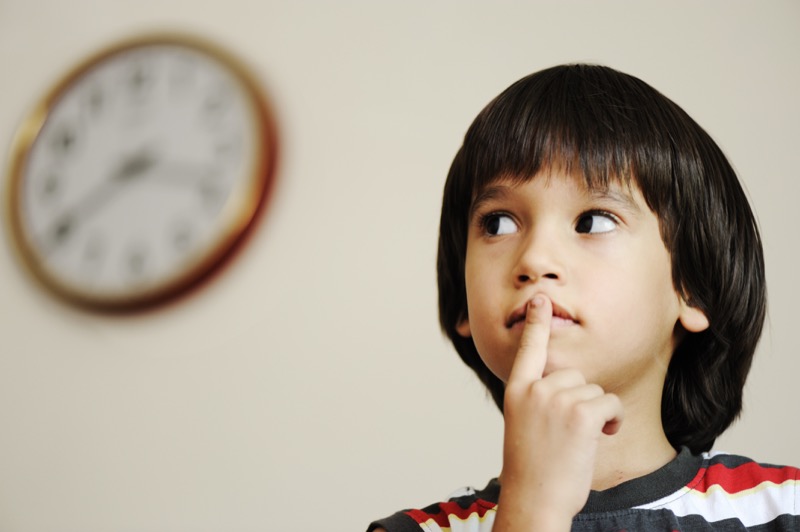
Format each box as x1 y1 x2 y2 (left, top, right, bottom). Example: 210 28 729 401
505 300 577 328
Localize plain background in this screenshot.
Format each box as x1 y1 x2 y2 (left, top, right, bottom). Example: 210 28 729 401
1 2 798 531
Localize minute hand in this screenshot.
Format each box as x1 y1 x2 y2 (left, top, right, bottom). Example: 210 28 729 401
40 149 158 256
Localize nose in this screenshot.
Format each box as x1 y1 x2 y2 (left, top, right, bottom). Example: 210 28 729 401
513 229 564 287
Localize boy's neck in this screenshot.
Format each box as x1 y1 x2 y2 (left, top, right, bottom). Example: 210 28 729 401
590 388 677 492
591 423 676 491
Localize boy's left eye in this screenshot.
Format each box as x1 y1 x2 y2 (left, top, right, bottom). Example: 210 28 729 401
575 212 617 234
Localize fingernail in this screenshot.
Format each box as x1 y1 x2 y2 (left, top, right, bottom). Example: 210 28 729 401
532 296 544 308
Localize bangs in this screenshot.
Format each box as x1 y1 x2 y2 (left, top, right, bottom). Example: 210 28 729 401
459 64 684 210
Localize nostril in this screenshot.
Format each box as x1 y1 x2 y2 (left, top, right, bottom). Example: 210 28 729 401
516 272 558 283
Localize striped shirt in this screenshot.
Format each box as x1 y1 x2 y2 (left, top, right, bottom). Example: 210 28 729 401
368 448 799 531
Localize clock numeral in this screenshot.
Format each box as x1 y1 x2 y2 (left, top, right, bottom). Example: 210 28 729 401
119 58 159 127
81 235 107 272
49 122 80 158
39 213 75 258
199 182 225 212
214 134 242 161
199 84 234 130
38 171 62 202
83 85 106 118
122 58 159 116
171 221 194 253
203 86 231 116
125 245 149 278
168 57 196 94
52 216 74 246
128 62 153 95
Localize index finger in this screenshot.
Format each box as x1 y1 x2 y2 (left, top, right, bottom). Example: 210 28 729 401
507 294 552 385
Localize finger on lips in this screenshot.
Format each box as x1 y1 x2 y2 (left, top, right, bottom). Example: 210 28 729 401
509 294 552 385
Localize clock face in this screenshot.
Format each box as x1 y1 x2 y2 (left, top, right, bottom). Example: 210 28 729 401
6 35 276 309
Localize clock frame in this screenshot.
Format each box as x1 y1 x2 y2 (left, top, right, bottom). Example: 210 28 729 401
4 33 277 311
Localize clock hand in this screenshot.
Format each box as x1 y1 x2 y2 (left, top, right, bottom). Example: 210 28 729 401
113 149 158 182
40 149 158 255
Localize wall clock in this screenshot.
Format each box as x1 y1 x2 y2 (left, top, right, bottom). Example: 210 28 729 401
5 34 277 310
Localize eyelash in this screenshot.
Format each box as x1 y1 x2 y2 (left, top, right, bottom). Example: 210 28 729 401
477 211 516 236
476 209 621 236
575 210 620 234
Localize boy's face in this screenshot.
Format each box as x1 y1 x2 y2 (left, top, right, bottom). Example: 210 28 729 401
455 171 708 395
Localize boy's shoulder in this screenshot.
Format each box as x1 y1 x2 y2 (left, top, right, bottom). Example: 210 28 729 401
367 449 800 532
633 450 799 528
367 479 499 532
690 450 799 493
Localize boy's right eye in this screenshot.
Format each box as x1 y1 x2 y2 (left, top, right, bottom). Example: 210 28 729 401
482 213 517 236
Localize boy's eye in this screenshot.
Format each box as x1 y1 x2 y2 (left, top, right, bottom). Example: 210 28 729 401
482 213 517 236
575 212 617 234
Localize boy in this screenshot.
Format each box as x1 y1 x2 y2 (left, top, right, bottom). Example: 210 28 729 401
368 64 799 531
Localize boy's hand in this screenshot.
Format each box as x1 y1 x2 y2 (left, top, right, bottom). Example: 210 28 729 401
494 295 624 531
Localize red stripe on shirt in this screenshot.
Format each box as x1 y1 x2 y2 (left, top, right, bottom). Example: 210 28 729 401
690 462 799 494
406 500 497 527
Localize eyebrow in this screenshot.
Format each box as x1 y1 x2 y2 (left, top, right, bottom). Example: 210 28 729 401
585 187 643 215
469 181 644 218
469 184 513 219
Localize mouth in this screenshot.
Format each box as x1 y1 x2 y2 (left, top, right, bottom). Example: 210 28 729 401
506 300 578 329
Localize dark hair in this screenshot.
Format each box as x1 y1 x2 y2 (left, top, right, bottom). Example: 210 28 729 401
437 64 766 454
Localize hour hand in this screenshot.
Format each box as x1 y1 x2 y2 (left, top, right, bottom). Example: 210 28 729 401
113 148 158 182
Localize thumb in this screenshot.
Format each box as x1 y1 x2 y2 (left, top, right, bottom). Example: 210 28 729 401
507 295 552 385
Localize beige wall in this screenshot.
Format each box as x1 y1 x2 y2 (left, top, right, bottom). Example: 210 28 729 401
1 1 798 531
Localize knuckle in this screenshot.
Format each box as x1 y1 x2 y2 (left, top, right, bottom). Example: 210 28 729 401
528 379 550 402
563 369 587 385
505 379 550 410
587 383 604 397
550 389 572 411
569 402 596 428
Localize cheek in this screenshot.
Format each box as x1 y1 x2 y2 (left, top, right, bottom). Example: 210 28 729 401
463 262 498 324
463 291 512 382
473 337 513 383
607 258 681 330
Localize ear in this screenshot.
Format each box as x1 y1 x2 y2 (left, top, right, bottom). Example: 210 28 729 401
678 299 709 333
455 316 472 338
